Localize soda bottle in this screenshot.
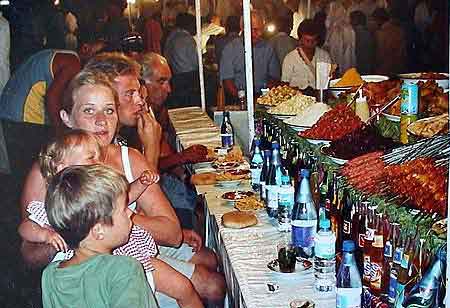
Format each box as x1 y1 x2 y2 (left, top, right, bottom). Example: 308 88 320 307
259 150 271 201
383 223 394 295
356 202 367 275
291 169 317 258
277 175 295 232
250 138 264 191
336 240 362 308
363 208 375 286
314 219 336 292
394 250 410 308
369 223 384 295
317 170 329 224
389 234 404 304
328 172 340 248
265 142 283 218
220 111 234 148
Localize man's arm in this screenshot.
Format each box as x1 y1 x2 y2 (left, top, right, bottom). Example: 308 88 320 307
222 79 238 98
128 148 182 247
47 53 81 127
20 163 56 269
219 41 239 98
267 45 281 81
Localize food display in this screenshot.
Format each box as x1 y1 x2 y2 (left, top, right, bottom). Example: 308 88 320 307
216 169 250 181
407 113 449 138
299 104 364 141
284 103 331 128
256 85 300 107
333 68 364 87
235 196 265 211
323 126 396 160
398 72 449 89
215 147 244 163
221 191 254 201
384 157 447 216
267 94 315 115
190 172 217 185
221 211 258 229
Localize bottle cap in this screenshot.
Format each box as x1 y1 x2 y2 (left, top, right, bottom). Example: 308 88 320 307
254 139 261 146
342 240 356 252
263 150 272 158
319 219 331 229
281 175 290 184
300 169 310 178
272 142 280 150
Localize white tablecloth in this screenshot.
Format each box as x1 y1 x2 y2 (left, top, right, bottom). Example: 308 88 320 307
169 107 336 308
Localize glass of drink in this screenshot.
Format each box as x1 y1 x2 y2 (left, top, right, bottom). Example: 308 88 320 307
277 242 297 273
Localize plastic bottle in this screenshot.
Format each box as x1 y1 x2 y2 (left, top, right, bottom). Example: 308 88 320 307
250 138 264 191
265 142 283 218
314 219 336 292
220 111 234 148
291 169 317 258
336 240 363 308
277 175 295 232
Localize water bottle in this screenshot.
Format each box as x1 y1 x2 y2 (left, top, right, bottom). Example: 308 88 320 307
277 175 294 232
314 219 336 292
265 142 283 218
336 240 362 308
238 89 246 110
291 169 317 258
250 138 264 191
259 150 271 201
220 111 234 148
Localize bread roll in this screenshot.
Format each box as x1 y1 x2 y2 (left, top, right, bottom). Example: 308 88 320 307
190 172 217 185
221 211 258 229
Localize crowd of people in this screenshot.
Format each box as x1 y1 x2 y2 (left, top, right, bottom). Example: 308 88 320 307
0 0 448 307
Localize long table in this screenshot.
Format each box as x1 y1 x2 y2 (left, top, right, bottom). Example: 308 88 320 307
168 107 335 308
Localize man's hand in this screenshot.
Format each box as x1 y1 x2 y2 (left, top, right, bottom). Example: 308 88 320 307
137 112 162 169
182 229 202 253
181 144 208 164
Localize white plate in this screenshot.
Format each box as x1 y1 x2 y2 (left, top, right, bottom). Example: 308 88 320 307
305 138 331 146
267 258 313 274
215 180 242 189
398 73 449 89
329 75 389 98
193 161 214 169
382 112 400 122
320 146 348 165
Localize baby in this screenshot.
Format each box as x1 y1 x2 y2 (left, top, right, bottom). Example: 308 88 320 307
18 130 159 275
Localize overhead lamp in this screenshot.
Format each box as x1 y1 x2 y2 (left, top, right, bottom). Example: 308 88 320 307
266 23 276 33
0 0 10 5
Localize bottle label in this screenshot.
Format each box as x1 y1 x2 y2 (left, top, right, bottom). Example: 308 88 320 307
278 189 294 207
221 133 233 148
388 271 398 302
384 241 393 258
336 288 362 308
363 255 371 281
250 168 261 186
315 237 335 259
291 220 317 248
260 182 266 200
365 228 375 241
358 233 365 248
343 220 351 234
266 186 278 209
394 283 406 308
369 261 383 290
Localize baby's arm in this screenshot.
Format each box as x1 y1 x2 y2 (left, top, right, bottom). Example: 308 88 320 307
129 170 160 204
18 219 68 252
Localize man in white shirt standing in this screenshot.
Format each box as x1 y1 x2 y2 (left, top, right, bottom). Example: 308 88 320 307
281 19 331 90
0 10 10 96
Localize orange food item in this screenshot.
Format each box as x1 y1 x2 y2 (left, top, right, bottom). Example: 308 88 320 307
334 68 364 87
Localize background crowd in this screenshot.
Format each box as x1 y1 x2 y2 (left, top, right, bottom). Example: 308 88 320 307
0 0 448 307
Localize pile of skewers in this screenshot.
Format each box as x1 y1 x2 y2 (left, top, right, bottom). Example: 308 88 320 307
341 135 449 216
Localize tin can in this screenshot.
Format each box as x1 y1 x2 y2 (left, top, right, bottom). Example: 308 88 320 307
400 83 419 144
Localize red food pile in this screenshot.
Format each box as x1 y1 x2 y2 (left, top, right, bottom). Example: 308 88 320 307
299 104 364 141
341 151 385 194
384 158 447 216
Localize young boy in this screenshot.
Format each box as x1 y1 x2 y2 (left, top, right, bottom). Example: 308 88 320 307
41 164 158 308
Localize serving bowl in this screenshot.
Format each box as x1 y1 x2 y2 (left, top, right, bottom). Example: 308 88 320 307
328 75 389 98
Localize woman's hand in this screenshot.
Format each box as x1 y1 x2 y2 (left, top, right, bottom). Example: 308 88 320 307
139 170 160 186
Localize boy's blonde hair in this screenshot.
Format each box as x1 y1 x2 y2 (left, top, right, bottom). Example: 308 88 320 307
45 164 129 249
39 130 101 183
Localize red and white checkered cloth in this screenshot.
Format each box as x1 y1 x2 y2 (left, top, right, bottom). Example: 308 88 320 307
27 201 157 272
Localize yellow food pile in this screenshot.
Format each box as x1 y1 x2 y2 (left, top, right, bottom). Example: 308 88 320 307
334 68 364 87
